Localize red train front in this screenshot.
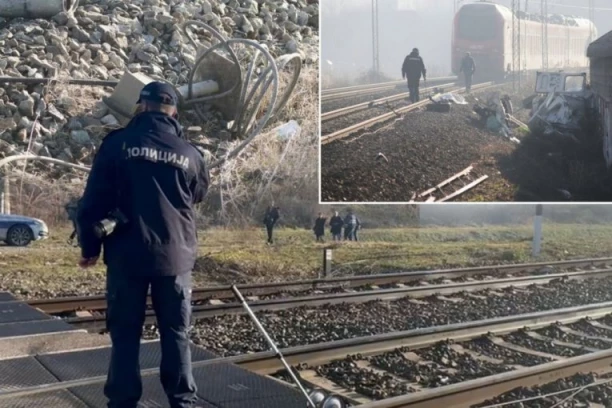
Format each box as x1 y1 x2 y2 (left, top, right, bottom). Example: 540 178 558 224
452 1 594 80
452 2 508 80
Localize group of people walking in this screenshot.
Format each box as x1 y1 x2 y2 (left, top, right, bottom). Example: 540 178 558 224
313 210 361 242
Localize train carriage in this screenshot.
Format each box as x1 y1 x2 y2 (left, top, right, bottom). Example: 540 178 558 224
452 1 595 79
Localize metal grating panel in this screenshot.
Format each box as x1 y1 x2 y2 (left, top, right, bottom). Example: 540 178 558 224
69 376 220 408
37 341 217 381
0 293 16 303
0 356 59 390
0 302 51 324
0 390 89 408
194 363 307 408
0 319 76 338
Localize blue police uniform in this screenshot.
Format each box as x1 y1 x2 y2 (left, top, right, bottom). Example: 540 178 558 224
76 82 210 408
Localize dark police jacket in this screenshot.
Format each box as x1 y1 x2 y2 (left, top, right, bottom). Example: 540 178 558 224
264 207 280 227
402 52 427 82
76 111 210 276
329 216 343 234
460 56 476 74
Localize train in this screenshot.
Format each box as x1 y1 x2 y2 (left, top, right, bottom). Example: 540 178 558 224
452 1 596 79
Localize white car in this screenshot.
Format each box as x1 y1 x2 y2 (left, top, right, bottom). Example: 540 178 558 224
0 214 49 247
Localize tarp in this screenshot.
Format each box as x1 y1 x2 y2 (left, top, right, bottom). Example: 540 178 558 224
430 93 468 105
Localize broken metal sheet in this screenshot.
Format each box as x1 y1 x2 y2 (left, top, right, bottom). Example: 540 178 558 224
535 71 587 94
528 89 593 137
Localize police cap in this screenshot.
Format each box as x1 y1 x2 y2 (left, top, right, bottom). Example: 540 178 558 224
137 81 179 106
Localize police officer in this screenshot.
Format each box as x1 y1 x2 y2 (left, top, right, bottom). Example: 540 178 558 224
263 205 280 244
460 52 476 92
76 81 210 408
401 48 427 103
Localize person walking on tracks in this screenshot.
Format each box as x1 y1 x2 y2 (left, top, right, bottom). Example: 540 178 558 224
313 213 326 242
460 52 476 92
329 211 343 241
263 205 280 244
76 81 210 408
402 48 427 103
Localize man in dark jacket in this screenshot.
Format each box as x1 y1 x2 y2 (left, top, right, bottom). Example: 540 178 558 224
460 52 476 92
329 211 343 241
76 82 209 408
263 205 280 244
402 48 427 103
313 213 326 242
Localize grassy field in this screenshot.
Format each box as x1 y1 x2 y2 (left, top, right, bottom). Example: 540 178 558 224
1 223 611 299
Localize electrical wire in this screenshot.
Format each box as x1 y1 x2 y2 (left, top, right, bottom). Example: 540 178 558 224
180 21 301 169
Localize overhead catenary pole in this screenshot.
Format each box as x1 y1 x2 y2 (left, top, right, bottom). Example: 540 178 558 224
588 0 595 44
372 0 380 81
541 0 548 70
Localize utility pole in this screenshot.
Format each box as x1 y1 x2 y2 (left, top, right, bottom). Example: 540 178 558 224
541 0 548 70
588 0 595 44
523 0 528 73
512 0 521 90
371 0 380 81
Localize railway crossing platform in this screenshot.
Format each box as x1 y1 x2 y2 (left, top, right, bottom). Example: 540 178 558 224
0 292 307 407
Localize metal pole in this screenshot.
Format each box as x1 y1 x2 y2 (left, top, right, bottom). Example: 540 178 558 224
231 285 316 408
541 0 548 70
371 0 380 80
3 176 10 215
532 204 543 257
322 249 332 278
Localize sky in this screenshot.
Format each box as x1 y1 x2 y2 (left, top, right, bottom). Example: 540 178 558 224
321 0 612 81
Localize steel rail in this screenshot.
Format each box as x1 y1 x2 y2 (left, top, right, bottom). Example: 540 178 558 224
321 82 456 122
66 267 612 330
28 257 612 314
359 346 612 408
321 80 406 95
3 301 612 401
320 81 497 145
321 76 458 99
321 77 459 102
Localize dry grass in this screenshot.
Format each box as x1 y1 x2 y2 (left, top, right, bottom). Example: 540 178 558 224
3 223 612 299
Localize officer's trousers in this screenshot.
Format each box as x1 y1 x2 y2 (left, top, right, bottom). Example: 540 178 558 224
407 79 420 103
344 226 354 241
464 73 473 92
265 223 275 243
104 272 197 408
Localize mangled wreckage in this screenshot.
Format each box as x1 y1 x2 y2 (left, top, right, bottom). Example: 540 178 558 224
525 72 593 145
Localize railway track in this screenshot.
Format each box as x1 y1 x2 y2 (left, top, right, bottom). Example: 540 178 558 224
28 257 612 316
7 301 612 408
320 81 497 145
321 76 458 103
321 82 456 122
65 264 612 331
